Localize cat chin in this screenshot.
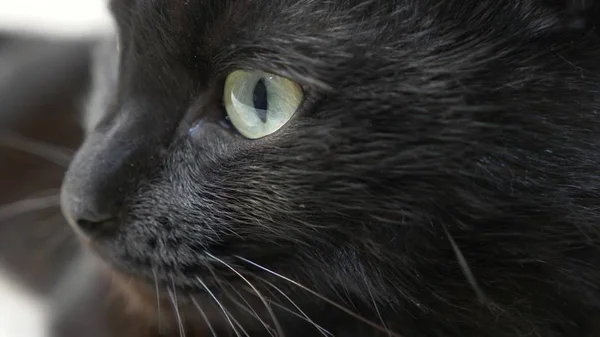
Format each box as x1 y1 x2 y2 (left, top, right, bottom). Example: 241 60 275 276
106 264 276 336
84 239 317 336
85 256 203 336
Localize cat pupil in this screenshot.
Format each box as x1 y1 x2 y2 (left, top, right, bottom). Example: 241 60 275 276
253 78 268 123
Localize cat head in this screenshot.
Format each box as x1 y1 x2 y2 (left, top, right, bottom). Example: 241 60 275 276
61 0 600 335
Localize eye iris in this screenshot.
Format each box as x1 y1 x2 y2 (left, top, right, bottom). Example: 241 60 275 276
223 70 303 139
253 78 268 123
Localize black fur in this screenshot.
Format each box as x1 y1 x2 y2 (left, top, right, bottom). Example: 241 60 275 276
61 0 600 336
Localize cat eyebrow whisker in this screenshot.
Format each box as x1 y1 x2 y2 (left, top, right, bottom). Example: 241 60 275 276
205 252 286 337
234 255 405 337
0 132 73 168
195 276 242 337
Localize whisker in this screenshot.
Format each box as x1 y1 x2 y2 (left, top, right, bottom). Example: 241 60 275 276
152 268 163 335
441 224 488 303
223 306 251 337
196 276 242 337
223 288 277 337
235 255 403 337
236 285 313 335
206 252 285 337
190 297 218 337
0 194 61 222
31 215 73 258
167 279 186 337
206 266 276 337
0 132 73 167
251 276 332 337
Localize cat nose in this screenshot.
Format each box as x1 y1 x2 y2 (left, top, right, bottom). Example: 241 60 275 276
61 99 178 239
60 133 132 239
61 188 119 239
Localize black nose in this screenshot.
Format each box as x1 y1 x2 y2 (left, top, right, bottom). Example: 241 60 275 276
61 95 179 239
60 132 132 239
60 189 118 238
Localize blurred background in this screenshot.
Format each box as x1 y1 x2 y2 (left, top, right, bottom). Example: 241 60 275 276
0 1 113 336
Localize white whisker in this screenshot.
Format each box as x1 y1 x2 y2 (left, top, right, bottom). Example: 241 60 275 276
0 194 61 222
0 133 72 167
235 255 403 337
252 277 332 337
31 214 73 258
167 279 186 337
240 286 328 336
152 268 163 335
207 267 276 337
196 276 242 337
190 297 218 337
206 252 285 337
223 306 251 337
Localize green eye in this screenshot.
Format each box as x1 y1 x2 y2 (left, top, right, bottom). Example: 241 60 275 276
223 70 303 139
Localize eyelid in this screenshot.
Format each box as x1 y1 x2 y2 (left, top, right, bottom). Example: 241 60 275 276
216 64 313 91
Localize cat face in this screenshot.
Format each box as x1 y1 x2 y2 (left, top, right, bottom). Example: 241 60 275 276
61 0 600 336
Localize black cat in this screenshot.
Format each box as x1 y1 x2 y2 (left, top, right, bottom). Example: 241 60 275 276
59 0 600 336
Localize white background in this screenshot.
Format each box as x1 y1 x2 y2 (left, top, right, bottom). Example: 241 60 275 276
0 0 113 38
0 270 48 337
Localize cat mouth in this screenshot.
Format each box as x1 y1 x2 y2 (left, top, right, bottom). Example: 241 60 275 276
80 231 268 294
60 190 296 302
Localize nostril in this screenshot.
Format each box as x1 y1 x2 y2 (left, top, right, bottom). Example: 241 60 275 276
61 187 120 239
76 217 118 238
